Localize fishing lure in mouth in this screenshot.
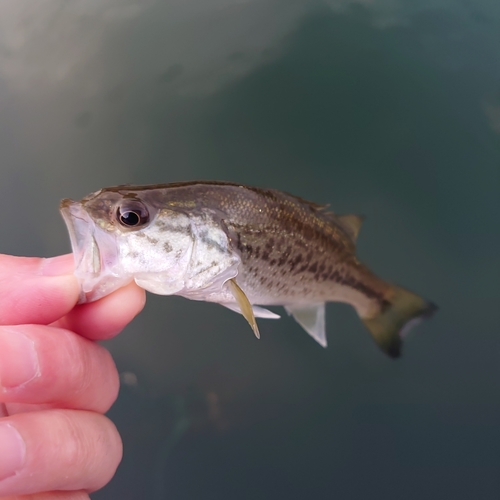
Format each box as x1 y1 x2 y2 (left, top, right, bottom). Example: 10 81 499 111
60 181 437 357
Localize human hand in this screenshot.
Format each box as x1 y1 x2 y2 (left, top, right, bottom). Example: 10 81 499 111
0 254 146 499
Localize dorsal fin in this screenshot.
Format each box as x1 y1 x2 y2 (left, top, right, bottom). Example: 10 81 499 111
336 214 365 243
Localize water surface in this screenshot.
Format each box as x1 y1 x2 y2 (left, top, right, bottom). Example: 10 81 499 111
1 1 499 498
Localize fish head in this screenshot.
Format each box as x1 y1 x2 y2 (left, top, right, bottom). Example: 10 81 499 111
60 187 194 303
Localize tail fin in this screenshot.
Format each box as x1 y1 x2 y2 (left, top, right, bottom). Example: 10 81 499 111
362 286 437 358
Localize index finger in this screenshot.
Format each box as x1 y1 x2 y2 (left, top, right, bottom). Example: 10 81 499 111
0 255 79 326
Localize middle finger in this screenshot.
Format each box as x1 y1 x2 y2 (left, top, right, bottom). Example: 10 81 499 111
0 325 119 413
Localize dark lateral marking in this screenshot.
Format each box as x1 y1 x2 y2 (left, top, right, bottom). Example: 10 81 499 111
270 259 276 266
329 269 341 281
380 299 391 312
308 262 318 273
265 238 275 250
277 246 292 267
297 262 309 273
146 235 159 244
316 262 327 280
261 251 269 261
163 241 173 253
290 253 303 272
329 270 383 301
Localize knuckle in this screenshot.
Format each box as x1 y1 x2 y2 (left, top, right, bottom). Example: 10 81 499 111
58 331 118 412
52 410 122 490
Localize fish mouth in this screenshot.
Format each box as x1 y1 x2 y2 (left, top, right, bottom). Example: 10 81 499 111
60 199 128 303
60 199 101 278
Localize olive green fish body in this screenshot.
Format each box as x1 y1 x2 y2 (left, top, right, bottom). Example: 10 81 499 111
60 181 437 357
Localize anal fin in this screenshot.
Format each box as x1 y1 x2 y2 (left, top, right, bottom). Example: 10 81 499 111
285 303 327 347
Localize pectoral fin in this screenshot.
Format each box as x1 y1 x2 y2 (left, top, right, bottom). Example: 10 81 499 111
226 279 261 339
285 303 327 347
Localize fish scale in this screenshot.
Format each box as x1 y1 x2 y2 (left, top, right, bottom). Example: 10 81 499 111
60 181 437 357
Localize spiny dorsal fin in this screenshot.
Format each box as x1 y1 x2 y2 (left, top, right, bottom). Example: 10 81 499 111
336 214 365 243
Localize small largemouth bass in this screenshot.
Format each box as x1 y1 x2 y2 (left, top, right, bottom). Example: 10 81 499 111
60 181 437 357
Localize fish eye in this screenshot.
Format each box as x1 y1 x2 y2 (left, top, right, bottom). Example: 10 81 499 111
116 201 150 228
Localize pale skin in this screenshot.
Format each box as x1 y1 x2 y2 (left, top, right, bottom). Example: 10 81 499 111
0 254 146 499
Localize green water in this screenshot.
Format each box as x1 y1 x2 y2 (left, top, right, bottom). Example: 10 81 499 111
1 1 499 498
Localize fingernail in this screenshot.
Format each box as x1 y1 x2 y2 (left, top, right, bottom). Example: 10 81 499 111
39 254 74 276
0 423 26 481
0 330 39 389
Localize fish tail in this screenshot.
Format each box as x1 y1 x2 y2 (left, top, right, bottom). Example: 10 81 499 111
361 285 437 358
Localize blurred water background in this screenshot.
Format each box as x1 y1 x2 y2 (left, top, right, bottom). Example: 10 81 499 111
1 0 499 498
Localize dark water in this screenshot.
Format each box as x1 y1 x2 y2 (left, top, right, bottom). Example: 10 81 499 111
1 1 500 498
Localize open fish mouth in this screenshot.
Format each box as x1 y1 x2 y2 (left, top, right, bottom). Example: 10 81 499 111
60 199 129 303
60 199 101 278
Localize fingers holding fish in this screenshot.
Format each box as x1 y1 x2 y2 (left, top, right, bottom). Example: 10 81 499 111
54 281 146 340
0 252 145 340
1 491 90 500
0 409 121 497
0 324 119 413
0 254 79 326
0 253 73 276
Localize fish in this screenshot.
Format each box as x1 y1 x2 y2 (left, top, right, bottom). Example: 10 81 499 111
60 181 437 357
